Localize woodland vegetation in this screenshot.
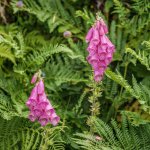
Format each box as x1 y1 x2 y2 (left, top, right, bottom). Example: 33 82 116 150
0 0 150 149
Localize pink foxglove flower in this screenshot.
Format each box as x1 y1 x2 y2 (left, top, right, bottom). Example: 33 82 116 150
26 79 60 126
37 80 45 94
39 115 49 126
29 112 37 122
86 18 115 82
86 27 94 43
50 113 60 126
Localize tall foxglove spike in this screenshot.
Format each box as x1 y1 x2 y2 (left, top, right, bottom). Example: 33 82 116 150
86 18 115 82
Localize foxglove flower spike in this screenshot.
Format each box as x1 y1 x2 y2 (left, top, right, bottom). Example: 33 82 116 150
85 17 115 82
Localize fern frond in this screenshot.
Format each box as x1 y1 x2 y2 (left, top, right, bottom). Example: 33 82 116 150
11 0 81 34
0 117 65 150
75 8 95 26
74 117 150 150
73 88 89 114
132 76 150 113
24 30 48 47
44 56 87 91
126 48 150 70
113 0 129 24
121 111 150 126
0 90 18 120
105 69 150 113
0 44 15 64
113 0 150 35
105 68 135 97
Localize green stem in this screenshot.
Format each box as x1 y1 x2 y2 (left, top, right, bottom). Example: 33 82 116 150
119 63 128 98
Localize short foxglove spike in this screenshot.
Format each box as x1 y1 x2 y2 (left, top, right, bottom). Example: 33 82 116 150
26 78 60 126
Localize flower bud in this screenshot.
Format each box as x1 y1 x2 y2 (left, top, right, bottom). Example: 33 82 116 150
16 1 24 8
95 135 102 141
31 73 38 84
63 31 72 38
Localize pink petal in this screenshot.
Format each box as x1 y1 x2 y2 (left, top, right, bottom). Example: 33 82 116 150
106 52 113 59
39 119 48 126
98 46 107 54
45 103 55 116
99 60 107 67
98 19 108 34
94 68 105 76
29 85 38 100
94 75 103 82
91 28 100 45
99 26 106 35
106 37 115 49
26 99 37 108
88 49 97 56
87 42 97 52
50 113 60 126
99 52 106 60
100 45 108 51
96 19 108 35
105 58 112 65
33 107 42 117
87 54 99 64
29 113 37 122
39 116 49 126
85 27 94 43
100 20 108 34
37 80 44 95
38 101 49 109
26 100 31 106
38 93 47 102
100 35 108 45
106 55 113 64
91 61 100 70
107 47 115 53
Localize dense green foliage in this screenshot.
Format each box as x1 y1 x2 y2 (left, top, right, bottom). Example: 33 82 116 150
0 0 150 149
